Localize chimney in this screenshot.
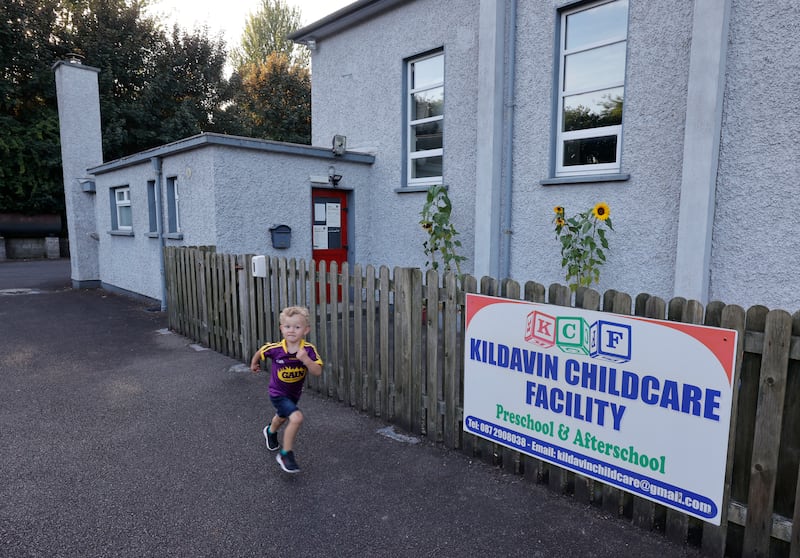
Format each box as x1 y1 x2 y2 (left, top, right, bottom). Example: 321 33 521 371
53 57 103 287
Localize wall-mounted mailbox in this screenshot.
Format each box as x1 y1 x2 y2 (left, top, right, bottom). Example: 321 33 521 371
269 224 291 249
252 255 267 277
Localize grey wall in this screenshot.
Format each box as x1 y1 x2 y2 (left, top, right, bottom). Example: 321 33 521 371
711 0 800 310
310 0 480 271
90 144 374 300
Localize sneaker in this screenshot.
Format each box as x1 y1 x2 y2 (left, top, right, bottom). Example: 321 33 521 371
276 451 300 473
263 425 279 451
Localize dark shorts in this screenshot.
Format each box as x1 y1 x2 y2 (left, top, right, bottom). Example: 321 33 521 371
270 395 300 418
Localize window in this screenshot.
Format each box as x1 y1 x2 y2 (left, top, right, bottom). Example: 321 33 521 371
556 0 628 177
112 186 132 230
147 180 158 234
407 51 444 187
166 176 180 234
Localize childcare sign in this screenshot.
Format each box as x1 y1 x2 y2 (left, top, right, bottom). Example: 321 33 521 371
463 294 738 525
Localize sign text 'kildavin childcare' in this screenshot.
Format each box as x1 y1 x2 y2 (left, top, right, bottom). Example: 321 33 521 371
463 294 738 524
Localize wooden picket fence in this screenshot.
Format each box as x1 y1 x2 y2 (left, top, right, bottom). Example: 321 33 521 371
163 246 800 558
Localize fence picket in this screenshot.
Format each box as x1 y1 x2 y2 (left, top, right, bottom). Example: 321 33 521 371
443 271 459 448
341 263 352 407
353 264 364 410
378 266 390 420
365 265 376 413
425 268 440 442
743 310 793 556
575 288 601 506
703 304 746 557
601 290 632 517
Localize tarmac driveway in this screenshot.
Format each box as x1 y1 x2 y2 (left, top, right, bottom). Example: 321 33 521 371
0 259 702 557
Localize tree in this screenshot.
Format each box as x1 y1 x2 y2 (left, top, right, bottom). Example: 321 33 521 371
226 0 311 144
0 0 64 214
226 53 311 144
54 0 232 161
232 0 308 68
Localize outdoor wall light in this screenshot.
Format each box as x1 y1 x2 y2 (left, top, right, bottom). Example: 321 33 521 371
332 134 346 156
328 166 342 187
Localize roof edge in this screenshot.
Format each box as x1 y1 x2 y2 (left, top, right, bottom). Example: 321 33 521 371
87 133 375 175
289 0 410 44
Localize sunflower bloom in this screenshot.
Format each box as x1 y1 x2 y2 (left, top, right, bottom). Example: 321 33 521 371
555 217 565 227
592 202 610 221
553 206 564 215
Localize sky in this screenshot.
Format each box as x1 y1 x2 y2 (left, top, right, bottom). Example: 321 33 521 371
145 0 354 49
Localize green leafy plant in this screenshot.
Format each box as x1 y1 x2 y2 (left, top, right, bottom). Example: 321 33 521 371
552 202 613 292
419 185 466 275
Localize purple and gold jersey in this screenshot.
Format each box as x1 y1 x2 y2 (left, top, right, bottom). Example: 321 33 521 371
258 339 322 401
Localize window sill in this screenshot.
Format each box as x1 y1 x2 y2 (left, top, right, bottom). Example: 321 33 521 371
165 232 184 240
109 230 134 237
541 173 630 186
395 185 439 194
146 232 159 239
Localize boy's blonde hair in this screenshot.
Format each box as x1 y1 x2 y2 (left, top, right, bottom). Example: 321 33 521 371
279 306 311 326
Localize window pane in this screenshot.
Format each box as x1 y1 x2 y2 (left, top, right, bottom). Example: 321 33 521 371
118 206 132 227
563 135 617 166
412 55 443 89
411 121 443 152
412 155 443 179
564 42 626 92
563 87 623 131
412 87 443 120
566 0 628 50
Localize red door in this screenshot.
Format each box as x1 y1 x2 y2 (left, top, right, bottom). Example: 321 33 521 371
312 188 348 301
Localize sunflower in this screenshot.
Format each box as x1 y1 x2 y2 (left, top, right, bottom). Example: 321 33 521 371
555 217 565 227
553 206 564 215
592 202 610 221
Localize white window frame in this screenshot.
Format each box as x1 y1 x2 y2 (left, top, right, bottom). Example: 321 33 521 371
114 186 132 230
555 0 628 177
166 176 180 234
406 51 444 188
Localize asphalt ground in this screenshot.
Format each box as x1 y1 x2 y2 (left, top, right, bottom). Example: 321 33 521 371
0 259 703 557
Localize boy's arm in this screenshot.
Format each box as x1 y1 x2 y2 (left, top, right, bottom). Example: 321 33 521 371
250 349 264 373
297 346 323 377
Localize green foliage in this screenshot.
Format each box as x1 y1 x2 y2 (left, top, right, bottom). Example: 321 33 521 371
419 185 466 275
0 0 63 214
232 0 308 68
552 203 614 292
1 0 241 215
226 53 311 144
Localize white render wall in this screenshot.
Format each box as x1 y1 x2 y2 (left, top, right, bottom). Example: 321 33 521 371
90 142 374 301
711 0 800 311
310 0 480 272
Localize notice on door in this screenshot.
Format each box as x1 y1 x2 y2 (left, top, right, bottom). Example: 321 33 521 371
313 225 328 249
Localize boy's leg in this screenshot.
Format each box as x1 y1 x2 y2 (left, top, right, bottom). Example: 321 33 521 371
280 410 304 452
269 414 287 433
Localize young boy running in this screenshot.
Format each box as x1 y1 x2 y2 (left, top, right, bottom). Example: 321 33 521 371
250 306 323 473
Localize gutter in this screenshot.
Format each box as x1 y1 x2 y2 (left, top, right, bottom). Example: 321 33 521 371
500 0 518 279
151 157 167 312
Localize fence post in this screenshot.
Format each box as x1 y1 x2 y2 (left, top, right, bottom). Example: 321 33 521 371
425 268 440 442
237 254 251 360
702 303 746 557
743 310 793 556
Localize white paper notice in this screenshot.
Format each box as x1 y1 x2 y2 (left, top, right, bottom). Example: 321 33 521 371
326 203 341 228
314 203 326 223
313 225 328 249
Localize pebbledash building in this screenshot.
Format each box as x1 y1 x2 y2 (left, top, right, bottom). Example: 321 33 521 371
53 0 800 313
